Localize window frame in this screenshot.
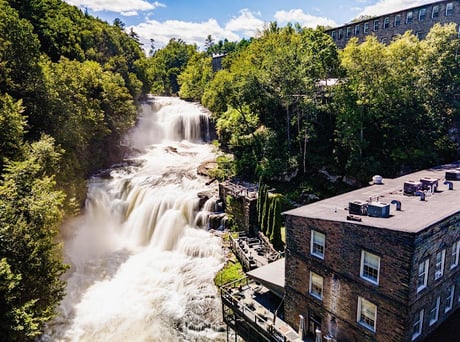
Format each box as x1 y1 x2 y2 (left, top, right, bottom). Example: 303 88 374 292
355 24 360 35
373 19 379 31
445 285 455 313
432 5 440 19
412 309 424 340
360 250 380 285
446 2 454 16
451 241 459 269
419 8 426 20
311 230 325 259
429 297 440 326
383 17 389 29
309 271 323 300
394 14 401 26
357 297 377 332
435 249 446 280
417 259 429 292
346 26 352 38
364 22 369 33
406 11 414 24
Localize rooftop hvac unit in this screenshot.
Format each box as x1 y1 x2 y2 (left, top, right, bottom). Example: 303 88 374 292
420 177 438 192
367 202 390 218
349 200 368 215
445 169 460 181
404 181 422 195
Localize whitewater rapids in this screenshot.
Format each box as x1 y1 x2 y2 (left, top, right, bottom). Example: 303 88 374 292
43 97 226 342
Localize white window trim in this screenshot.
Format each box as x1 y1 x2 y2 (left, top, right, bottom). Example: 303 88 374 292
429 297 440 326
419 8 426 21
446 3 454 16
417 259 429 292
435 249 446 280
406 11 413 24
309 272 323 300
357 297 377 332
451 241 459 269
412 309 424 341
432 5 440 18
445 285 455 313
310 230 325 260
360 250 380 285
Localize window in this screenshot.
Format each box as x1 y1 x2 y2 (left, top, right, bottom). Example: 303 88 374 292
364 22 369 33
446 2 454 16
445 285 455 312
406 11 414 24
361 250 380 284
346 26 352 38
357 297 377 332
429 297 440 326
373 19 379 31
309 272 323 300
383 17 390 29
394 14 401 26
331 31 336 40
432 5 440 19
311 230 325 259
417 259 429 292
355 24 360 35
419 8 427 20
412 309 424 340
338 29 343 39
435 249 446 280
451 241 459 269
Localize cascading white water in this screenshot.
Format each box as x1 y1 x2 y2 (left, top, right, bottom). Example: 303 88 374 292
43 97 226 342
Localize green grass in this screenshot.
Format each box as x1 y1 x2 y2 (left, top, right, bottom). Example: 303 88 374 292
214 259 245 287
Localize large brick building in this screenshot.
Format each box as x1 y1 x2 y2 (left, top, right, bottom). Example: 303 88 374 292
326 1 460 49
283 163 460 341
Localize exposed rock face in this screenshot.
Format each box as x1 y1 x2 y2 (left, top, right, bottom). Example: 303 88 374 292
197 160 217 177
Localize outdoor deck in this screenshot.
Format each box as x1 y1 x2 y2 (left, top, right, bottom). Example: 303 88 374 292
221 278 303 342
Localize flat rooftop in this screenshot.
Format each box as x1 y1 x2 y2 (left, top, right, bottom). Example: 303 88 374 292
284 162 460 233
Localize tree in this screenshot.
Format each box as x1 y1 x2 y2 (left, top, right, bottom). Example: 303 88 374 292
178 52 213 101
0 135 67 341
0 95 27 170
270 196 283 251
146 38 197 94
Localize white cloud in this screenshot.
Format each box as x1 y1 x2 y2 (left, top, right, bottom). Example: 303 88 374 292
65 0 165 14
132 18 240 51
224 9 266 37
274 9 337 28
358 0 435 17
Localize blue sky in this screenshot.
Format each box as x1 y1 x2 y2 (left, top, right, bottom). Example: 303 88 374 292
64 0 436 50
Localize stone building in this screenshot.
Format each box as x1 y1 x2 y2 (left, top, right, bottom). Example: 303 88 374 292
326 1 460 49
283 163 460 341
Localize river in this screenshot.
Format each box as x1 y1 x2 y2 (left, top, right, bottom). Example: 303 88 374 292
43 97 226 342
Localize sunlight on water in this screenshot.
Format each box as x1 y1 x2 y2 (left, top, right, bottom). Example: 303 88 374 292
43 97 225 342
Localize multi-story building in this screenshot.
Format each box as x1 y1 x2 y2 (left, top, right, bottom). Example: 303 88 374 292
283 164 460 341
326 1 460 48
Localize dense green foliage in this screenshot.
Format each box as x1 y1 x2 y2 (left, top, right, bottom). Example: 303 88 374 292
0 0 148 339
175 23 460 187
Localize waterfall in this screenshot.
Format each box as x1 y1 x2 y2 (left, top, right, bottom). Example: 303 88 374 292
43 97 225 342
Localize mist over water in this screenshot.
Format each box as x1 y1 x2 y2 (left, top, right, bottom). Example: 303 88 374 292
44 97 225 342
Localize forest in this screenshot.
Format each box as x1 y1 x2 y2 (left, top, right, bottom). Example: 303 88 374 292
0 0 459 340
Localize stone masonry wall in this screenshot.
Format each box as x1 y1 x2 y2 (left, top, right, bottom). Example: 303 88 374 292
327 0 460 49
407 213 460 341
284 215 415 342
